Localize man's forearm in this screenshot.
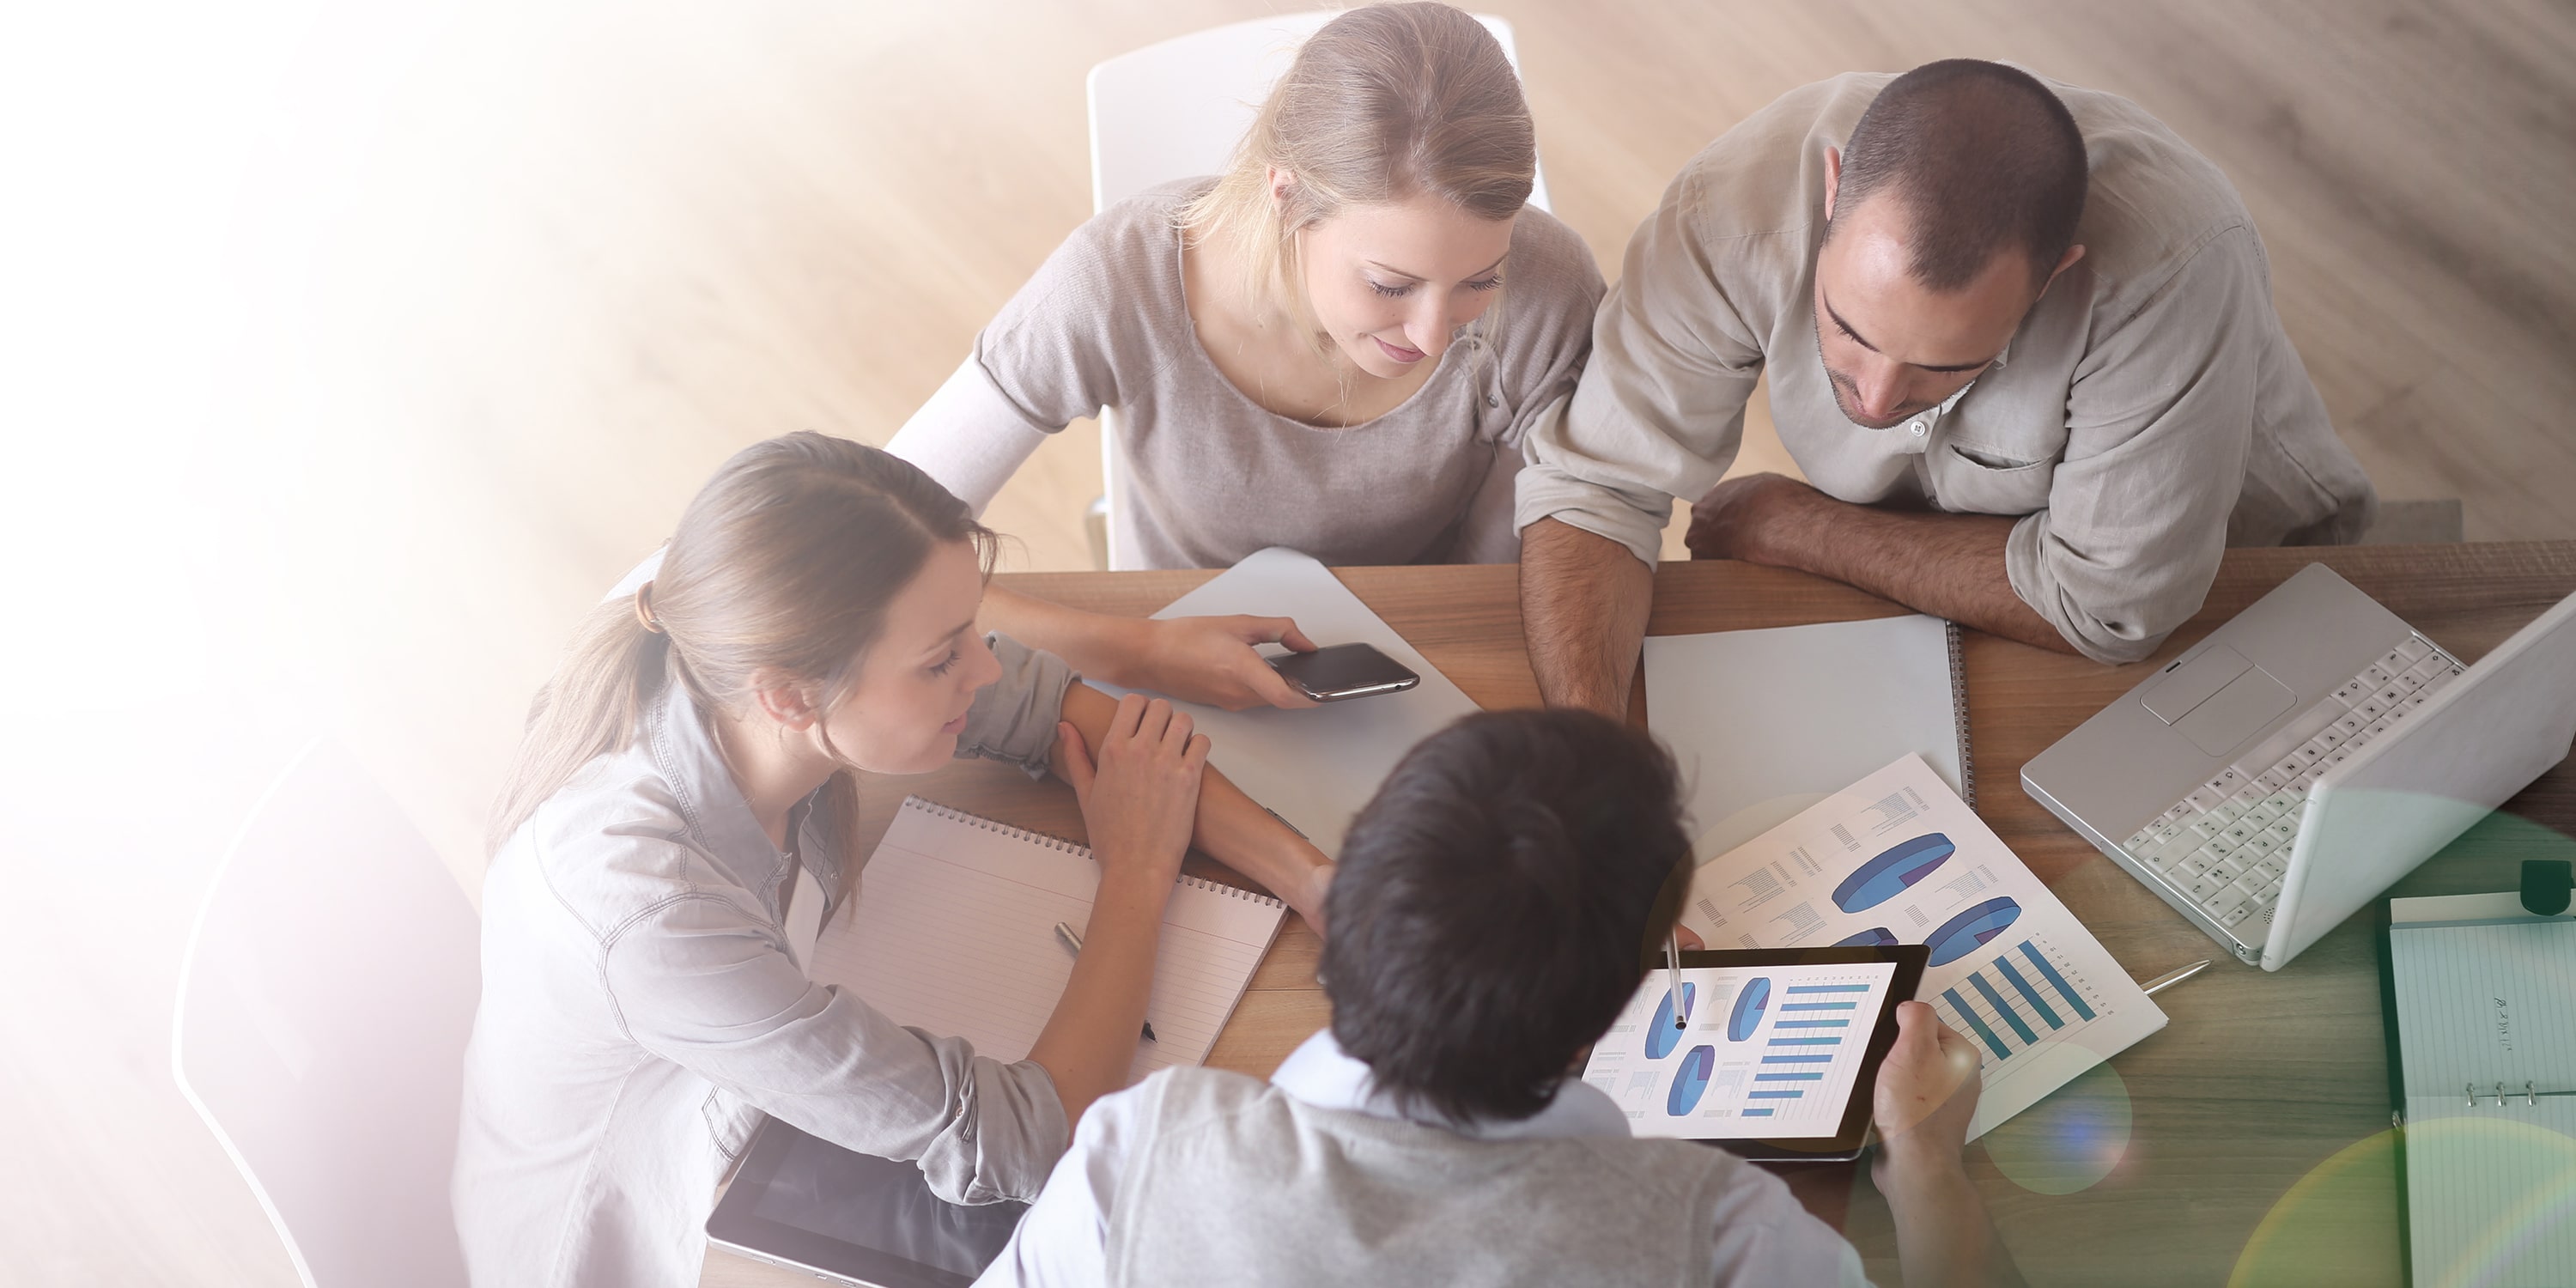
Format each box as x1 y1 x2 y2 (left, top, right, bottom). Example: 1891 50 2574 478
1880 1153 2026 1288
1518 518 1656 716
1755 493 2072 655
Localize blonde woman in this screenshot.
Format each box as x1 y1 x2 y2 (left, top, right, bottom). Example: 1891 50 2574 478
453 434 1329 1287
889 2 1603 712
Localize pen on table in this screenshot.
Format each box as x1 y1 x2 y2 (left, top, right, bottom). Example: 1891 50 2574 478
1053 921 1157 1042
1666 932 1690 1029
1262 806 1308 841
2139 959 2212 997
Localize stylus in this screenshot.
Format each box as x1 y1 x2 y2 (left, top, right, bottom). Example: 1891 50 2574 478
2138 959 2211 996
1666 933 1690 1029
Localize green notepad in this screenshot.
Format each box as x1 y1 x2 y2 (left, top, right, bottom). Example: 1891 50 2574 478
2379 891 2576 1288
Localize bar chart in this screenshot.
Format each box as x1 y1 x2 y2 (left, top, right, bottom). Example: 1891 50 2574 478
1585 963 1898 1141
1933 935 2105 1066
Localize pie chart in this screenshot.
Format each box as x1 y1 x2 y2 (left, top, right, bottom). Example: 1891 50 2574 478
1835 927 1900 948
1645 982 1697 1060
1667 1045 1716 1115
1833 834 1957 913
1925 897 2023 967
1728 976 1772 1042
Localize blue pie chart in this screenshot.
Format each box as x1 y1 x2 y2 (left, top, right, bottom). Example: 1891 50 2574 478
1833 833 1957 913
1924 897 2023 967
1644 982 1696 1060
1835 927 1900 948
1667 1045 1716 1115
1728 976 1772 1042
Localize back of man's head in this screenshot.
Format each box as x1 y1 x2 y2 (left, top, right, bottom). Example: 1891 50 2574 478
1321 709 1691 1125
1830 59 2089 293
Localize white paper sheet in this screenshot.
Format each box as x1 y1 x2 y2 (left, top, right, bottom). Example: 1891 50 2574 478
1643 616 1965 866
1677 754 2166 1138
1101 547 1484 857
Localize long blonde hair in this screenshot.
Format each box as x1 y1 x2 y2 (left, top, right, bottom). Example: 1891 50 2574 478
1182 3 1535 337
489 433 997 854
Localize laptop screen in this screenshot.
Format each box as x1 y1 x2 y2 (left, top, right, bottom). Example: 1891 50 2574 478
708 1119 1029 1287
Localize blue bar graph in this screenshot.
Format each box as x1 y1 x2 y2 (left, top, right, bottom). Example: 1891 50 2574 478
1761 1054 1831 1064
1743 1109 1775 1117
1780 1001 1856 1011
1767 1037 1842 1047
1992 956 2063 1030
1943 987 2012 1060
2018 941 2096 1020
1966 974 2039 1044
1773 1020 1847 1029
1747 1090 1805 1099
1754 1072 1821 1081
1785 984 1872 993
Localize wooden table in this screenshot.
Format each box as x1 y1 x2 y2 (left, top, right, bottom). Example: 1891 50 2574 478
710 541 2576 1288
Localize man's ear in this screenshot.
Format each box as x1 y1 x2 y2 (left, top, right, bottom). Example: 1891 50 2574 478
1822 146 1843 222
750 671 821 731
2037 243 2087 300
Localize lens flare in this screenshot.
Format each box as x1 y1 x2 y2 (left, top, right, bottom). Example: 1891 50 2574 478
1982 1060 2131 1195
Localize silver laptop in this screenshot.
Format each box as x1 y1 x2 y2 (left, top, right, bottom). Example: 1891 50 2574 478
2023 564 2576 970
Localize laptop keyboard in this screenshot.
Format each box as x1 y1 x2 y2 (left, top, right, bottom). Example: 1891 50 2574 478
2117 634 2465 945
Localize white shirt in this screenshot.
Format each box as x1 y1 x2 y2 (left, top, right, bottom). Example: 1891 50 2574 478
976 1031 1873 1287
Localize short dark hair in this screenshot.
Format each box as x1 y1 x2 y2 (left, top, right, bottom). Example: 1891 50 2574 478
1321 709 1692 1124
1829 59 2089 292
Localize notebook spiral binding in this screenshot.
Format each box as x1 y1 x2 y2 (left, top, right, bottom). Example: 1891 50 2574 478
907 796 1087 855
1946 620 1978 810
903 796 1285 908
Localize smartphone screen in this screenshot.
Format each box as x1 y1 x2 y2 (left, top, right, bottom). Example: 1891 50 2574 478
1267 643 1421 702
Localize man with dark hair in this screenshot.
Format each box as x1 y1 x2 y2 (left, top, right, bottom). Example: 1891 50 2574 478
1517 61 2376 711
978 710 2021 1286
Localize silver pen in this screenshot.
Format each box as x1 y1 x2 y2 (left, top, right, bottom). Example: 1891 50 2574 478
2139 959 2212 996
1667 932 1690 1029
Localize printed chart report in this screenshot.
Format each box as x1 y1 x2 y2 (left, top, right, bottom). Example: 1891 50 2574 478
1676 754 2167 1138
1584 960 1903 1140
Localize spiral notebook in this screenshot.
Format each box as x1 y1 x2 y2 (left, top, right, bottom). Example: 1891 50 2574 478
808 796 1287 1083
1643 615 1973 865
2379 890 2576 1287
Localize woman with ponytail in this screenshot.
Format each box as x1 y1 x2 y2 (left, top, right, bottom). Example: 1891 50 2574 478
887 2 1604 712
452 434 1331 1287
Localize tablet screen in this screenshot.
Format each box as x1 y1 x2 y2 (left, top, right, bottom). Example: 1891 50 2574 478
708 1120 1026 1288
1581 946 1924 1153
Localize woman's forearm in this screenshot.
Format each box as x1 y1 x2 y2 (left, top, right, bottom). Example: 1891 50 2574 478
1024 871 1170 1126
986 586 1154 689
1057 683 1334 930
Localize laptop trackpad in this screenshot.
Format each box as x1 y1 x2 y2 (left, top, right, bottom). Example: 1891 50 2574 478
2175 667 2298 756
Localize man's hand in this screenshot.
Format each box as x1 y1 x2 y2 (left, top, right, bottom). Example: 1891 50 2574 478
1683 471 1809 562
1871 1000 1982 1182
1137 615 1321 712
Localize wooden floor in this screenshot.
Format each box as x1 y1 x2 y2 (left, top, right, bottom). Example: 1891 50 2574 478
15 0 2574 1282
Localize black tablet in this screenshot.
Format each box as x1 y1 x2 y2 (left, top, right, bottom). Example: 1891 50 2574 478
1579 945 1929 1162
705 1118 1027 1287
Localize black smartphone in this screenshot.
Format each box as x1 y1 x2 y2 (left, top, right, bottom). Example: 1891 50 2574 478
1266 642 1422 702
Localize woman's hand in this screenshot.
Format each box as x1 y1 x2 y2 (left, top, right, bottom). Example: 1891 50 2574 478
1138 616 1322 711
1057 694 1211 888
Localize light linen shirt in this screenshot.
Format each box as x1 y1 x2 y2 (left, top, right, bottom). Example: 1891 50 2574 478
888 178 1606 568
975 1030 1872 1288
1516 72 2375 664
453 635 1078 1288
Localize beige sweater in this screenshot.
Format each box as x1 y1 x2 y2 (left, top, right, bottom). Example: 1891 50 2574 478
890 179 1606 568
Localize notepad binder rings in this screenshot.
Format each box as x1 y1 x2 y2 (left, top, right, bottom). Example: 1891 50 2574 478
898 797 1290 908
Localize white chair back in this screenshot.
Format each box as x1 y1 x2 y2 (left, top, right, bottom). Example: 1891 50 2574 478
1082 9 1546 568
174 739 480 1288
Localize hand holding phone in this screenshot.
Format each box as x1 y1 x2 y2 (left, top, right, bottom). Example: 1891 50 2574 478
1264 643 1421 702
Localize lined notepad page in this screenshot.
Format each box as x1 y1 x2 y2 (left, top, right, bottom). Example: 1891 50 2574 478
809 797 1286 1084
2388 914 2576 1288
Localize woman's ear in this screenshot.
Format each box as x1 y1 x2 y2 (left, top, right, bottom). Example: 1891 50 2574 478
1267 164 1297 206
749 671 822 731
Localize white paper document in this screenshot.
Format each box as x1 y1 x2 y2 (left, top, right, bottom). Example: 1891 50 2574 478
1583 957 1904 1141
1103 547 1483 857
1677 754 2166 1138
1644 615 1966 865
